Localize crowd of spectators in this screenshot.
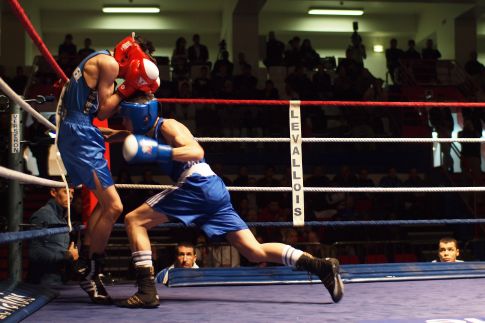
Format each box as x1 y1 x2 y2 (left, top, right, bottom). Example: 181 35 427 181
1 30 484 269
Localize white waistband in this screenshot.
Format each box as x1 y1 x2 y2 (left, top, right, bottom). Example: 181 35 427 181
179 162 215 180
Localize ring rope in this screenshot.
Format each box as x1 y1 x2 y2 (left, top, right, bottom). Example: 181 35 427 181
0 77 56 131
0 166 64 188
158 98 485 108
110 218 485 230
115 184 485 193
0 226 74 245
1 217 483 245
194 137 485 143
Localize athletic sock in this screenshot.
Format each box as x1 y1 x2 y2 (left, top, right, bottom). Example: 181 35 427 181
132 250 153 268
281 245 304 267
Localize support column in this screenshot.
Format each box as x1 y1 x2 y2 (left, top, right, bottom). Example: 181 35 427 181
232 0 266 72
455 9 478 67
8 99 23 283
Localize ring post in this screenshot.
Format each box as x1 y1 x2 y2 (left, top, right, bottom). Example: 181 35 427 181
8 99 24 283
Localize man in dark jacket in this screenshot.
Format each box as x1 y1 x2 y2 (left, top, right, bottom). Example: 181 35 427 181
28 186 78 286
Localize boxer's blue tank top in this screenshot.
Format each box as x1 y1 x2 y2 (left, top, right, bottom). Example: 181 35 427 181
153 118 205 182
62 50 110 121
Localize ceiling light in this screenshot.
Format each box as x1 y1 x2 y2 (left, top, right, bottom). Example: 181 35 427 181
373 45 384 53
102 5 160 13
308 8 364 16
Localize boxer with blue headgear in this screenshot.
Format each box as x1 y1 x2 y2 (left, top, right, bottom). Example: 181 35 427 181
119 99 159 135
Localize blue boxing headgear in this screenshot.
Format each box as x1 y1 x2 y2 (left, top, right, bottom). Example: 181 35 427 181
119 99 159 134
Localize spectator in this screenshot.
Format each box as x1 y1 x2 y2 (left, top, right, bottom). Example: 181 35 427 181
28 184 78 286
58 34 77 57
212 163 232 186
11 65 28 95
187 34 209 66
78 38 95 60
421 39 441 60
155 242 199 284
428 107 454 172
459 117 483 185
285 64 313 99
212 49 234 77
137 169 161 202
402 39 421 60
464 50 485 76
233 63 258 99
300 38 320 70
433 237 463 262
385 38 404 84
284 36 302 67
347 31 366 67
264 31 285 67
0 65 12 85
171 37 189 80
192 65 213 98
312 62 333 100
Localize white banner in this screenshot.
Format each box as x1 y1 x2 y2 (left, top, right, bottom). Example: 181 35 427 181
289 100 304 226
11 113 20 154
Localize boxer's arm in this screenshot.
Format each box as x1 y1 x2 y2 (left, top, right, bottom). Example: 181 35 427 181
99 127 132 143
97 57 124 120
162 119 204 162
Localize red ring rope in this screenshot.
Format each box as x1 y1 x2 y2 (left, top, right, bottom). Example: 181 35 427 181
158 98 485 108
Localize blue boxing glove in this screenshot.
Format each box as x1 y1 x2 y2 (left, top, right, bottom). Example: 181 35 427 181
123 135 172 172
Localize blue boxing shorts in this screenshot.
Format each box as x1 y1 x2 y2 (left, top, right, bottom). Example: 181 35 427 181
146 163 248 240
57 112 114 190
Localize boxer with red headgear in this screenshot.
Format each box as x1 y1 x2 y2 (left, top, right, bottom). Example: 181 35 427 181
56 32 158 305
113 33 160 99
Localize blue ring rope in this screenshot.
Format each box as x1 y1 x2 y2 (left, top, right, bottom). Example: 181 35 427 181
0 226 82 245
1 219 484 244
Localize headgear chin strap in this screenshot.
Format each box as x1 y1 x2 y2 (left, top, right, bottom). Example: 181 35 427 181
119 99 159 135
114 32 154 78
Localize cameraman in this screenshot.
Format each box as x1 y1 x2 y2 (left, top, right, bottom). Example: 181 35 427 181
347 22 366 67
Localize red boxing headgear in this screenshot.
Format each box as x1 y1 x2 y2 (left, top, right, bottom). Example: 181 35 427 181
114 33 153 77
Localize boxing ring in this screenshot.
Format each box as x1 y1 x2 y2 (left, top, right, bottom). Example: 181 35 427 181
2 0 485 321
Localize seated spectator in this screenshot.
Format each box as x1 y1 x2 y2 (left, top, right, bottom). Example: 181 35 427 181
155 242 199 284
27 184 78 286
11 65 28 95
312 62 333 99
464 50 485 76
459 117 483 189
192 65 213 98
212 49 234 77
285 65 313 99
233 63 258 99
433 237 463 262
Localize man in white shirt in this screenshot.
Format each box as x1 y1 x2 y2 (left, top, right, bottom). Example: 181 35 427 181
155 242 199 284
433 237 463 262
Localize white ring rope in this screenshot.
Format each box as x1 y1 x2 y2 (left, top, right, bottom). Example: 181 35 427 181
115 183 485 193
0 165 64 187
0 77 56 131
195 137 485 143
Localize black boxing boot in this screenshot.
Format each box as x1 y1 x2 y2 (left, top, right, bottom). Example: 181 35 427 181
79 253 113 305
296 254 344 303
117 266 160 308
